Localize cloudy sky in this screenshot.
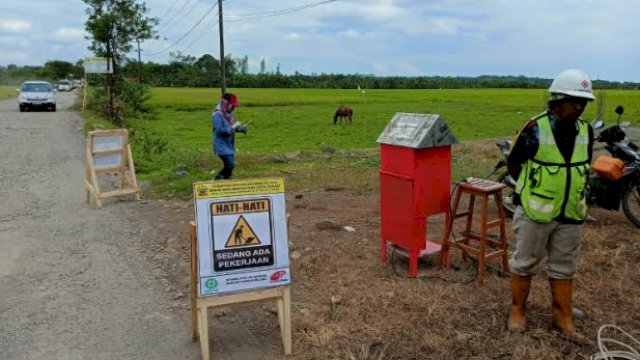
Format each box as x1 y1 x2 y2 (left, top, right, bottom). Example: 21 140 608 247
1 0 639 82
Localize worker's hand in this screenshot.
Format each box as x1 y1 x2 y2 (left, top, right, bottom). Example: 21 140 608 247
235 126 248 134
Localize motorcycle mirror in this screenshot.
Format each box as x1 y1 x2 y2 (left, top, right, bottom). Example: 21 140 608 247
593 119 604 129
615 105 624 126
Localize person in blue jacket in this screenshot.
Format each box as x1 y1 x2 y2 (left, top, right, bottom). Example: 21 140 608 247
212 93 247 180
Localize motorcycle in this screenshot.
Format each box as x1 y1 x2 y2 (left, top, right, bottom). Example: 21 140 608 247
586 105 640 226
485 139 517 217
486 105 640 226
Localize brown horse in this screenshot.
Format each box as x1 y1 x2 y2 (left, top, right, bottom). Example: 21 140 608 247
333 106 353 125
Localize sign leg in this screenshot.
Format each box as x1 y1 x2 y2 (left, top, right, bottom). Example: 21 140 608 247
191 299 198 341
278 286 292 354
126 144 141 200
190 222 199 341
197 306 210 360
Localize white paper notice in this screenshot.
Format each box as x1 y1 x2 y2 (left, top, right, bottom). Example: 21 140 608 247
93 136 124 152
93 153 123 169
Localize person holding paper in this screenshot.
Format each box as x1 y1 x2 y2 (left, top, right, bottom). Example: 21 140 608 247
212 93 247 180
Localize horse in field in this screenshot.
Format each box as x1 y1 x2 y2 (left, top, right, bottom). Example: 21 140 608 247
333 106 353 125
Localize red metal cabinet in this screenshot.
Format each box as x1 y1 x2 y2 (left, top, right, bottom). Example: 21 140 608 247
377 113 457 277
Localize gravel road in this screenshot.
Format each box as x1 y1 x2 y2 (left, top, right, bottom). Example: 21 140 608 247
0 92 200 359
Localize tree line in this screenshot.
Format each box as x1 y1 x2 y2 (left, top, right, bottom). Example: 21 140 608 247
3 56 638 91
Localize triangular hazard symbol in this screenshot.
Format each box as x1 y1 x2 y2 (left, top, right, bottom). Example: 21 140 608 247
225 216 261 247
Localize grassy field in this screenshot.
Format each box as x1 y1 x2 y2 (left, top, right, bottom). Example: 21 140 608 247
0 86 18 100
83 88 640 198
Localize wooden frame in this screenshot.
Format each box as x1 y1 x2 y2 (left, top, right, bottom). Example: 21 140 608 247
439 178 509 286
189 221 292 360
84 129 140 208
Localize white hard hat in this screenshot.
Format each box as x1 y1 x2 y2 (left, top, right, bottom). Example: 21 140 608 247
548 69 596 101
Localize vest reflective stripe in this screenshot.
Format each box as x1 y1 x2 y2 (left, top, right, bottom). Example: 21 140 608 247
528 198 555 214
539 134 556 145
515 115 590 223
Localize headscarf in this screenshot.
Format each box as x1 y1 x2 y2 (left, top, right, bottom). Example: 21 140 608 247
217 93 239 124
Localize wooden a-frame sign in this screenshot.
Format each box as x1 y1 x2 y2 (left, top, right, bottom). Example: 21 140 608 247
189 215 293 359
84 129 140 208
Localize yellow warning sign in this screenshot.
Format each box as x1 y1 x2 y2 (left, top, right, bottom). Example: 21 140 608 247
225 216 261 247
210 199 270 215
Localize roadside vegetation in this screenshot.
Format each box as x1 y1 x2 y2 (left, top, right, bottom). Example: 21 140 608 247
0 86 17 100
81 87 640 199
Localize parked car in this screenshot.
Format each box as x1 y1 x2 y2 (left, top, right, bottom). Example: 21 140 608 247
18 81 56 112
58 80 72 92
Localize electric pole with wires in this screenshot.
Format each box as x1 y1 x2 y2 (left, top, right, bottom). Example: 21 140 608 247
218 0 226 96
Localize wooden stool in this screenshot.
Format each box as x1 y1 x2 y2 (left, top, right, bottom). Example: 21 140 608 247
440 178 509 286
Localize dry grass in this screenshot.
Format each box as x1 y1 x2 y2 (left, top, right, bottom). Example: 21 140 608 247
280 189 640 360
153 141 639 360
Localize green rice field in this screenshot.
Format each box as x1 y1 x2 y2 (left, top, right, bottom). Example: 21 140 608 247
83 87 640 197
142 88 639 155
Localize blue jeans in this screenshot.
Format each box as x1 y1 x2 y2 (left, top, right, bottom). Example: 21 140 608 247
215 154 235 179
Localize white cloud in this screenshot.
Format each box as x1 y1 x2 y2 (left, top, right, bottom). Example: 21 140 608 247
283 32 305 41
355 0 403 21
338 30 361 39
52 28 84 41
0 19 31 33
372 62 389 74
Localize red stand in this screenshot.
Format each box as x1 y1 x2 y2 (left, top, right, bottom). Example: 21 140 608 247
379 144 452 277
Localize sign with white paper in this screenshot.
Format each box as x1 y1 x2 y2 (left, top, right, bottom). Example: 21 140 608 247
93 135 124 152
84 57 113 74
93 153 123 169
91 133 125 169
193 178 291 297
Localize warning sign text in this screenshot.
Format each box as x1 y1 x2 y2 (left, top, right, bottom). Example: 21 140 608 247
214 245 274 271
211 199 270 215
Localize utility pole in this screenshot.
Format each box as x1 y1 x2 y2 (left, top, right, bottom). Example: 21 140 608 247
218 0 226 96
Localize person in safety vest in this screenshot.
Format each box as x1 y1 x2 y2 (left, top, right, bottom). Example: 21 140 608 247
506 69 596 343
212 93 247 180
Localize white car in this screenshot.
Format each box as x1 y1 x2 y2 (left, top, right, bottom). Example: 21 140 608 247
18 81 56 112
58 80 72 92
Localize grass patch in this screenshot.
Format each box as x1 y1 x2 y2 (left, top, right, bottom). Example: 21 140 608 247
80 109 120 133
141 148 383 199
0 86 18 100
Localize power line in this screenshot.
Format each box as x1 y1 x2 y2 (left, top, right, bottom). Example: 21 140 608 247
161 0 206 33
146 3 218 58
157 0 194 32
178 11 219 55
147 1 218 56
155 0 182 25
225 0 340 22
147 0 340 59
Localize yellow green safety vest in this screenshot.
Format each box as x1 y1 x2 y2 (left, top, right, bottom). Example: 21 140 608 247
515 115 590 223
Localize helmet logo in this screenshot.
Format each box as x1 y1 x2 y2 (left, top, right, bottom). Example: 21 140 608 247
581 80 590 89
